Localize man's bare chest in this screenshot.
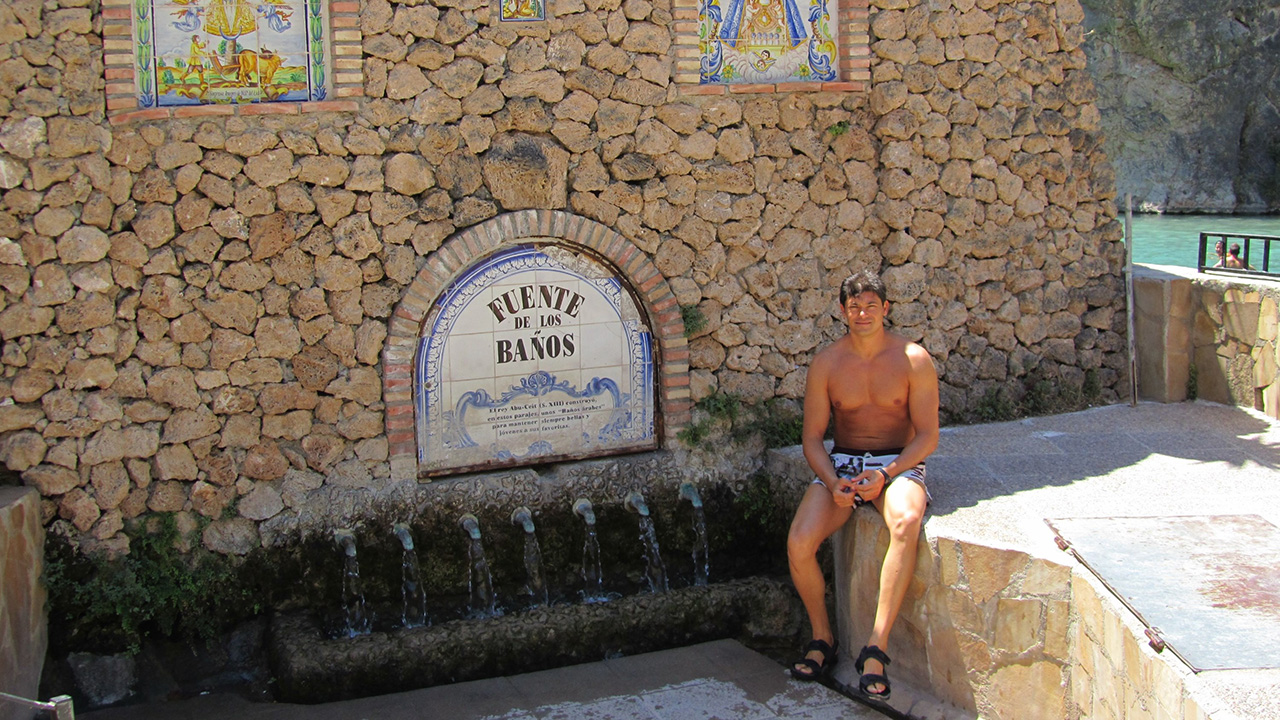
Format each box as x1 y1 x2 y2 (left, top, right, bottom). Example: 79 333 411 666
828 367 909 411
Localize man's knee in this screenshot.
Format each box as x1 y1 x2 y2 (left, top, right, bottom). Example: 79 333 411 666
787 524 822 561
886 508 923 541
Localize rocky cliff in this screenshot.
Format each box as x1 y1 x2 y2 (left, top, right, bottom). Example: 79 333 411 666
1080 0 1280 212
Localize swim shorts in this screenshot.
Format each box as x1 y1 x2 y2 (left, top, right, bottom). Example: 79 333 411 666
814 446 930 506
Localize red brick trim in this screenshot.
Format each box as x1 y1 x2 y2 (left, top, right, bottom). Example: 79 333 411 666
384 211 692 476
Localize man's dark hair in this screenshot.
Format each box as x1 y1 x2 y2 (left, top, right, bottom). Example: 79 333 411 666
1229 243 1242 256
840 270 887 306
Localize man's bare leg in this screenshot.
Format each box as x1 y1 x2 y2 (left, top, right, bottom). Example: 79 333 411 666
788 482 853 669
862 479 927 692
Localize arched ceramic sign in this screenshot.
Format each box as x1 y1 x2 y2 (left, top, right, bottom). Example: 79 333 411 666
415 244 657 475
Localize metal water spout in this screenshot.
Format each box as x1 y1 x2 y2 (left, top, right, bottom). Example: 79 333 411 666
334 528 357 557
624 490 650 517
575 498 605 601
625 491 668 593
460 513 482 540
678 482 703 508
510 506 535 534
573 498 596 525
333 528 370 636
681 484 711 587
392 523 428 628
392 522 414 550
459 513 497 618
510 506 548 607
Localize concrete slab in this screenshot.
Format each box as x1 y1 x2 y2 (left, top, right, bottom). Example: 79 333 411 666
1048 515 1280 671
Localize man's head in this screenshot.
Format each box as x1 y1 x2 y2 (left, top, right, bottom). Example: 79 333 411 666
839 270 887 307
839 270 890 333
1229 243 1242 257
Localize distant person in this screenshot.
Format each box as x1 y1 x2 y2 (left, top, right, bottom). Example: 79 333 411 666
1212 239 1227 268
1225 243 1253 270
787 269 939 702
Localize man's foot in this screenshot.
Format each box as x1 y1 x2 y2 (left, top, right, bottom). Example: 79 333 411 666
855 645 891 700
790 638 839 681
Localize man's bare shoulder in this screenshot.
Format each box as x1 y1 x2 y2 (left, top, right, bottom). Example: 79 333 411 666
879 331 917 353
882 331 934 365
888 333 937 375
812 338 847 361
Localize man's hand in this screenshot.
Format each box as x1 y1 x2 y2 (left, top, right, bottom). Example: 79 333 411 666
828 475 859 507
848 469 885 504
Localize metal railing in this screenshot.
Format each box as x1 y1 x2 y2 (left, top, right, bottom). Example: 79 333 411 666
1197 232 1280 277
0 691 74 719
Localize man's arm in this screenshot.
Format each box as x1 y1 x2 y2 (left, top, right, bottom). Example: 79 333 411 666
881 343 940 480
801 351 843 495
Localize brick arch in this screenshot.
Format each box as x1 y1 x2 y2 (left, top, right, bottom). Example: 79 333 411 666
382 210 691 478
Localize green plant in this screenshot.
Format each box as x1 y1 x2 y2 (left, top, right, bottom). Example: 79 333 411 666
676 418 713 447
698 390 741 422
967 370 1105 425
736 398 803 448
827 120 850 137
1187 362 1198 400
44 516 263 655
680 304 707 338
731 473 788 539
678 393 805 450
972 386 1019 423
1082 368 1102 400
677 391 740 450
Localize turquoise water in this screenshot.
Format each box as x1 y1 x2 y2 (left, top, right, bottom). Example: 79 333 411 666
1128 214 1280 269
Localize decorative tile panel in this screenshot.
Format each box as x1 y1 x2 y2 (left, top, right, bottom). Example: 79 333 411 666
415 243 657 476
500 0 545 22
130 0 328 108
699 0 838 84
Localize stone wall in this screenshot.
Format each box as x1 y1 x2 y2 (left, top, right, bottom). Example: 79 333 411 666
1133 265 1280 419
0 487 47 720
0 0 1125 554
835 506 1075 719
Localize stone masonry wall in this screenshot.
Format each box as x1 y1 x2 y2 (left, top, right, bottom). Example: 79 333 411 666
0 0 1124 554
1134 265 1280 419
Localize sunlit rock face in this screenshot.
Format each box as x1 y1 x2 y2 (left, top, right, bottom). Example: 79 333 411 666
1080 0 1280 212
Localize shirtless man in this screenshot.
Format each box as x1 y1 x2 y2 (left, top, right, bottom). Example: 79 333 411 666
787 269 939 701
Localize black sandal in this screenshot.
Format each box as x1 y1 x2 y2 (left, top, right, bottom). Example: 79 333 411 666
855 645 892 700
790 638 839 681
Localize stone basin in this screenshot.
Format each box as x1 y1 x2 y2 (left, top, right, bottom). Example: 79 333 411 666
269 576 801 703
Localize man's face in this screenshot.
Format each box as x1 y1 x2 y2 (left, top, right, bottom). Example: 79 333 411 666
842 291 888 334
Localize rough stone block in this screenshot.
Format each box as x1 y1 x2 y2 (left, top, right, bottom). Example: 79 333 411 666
0 488 46 718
